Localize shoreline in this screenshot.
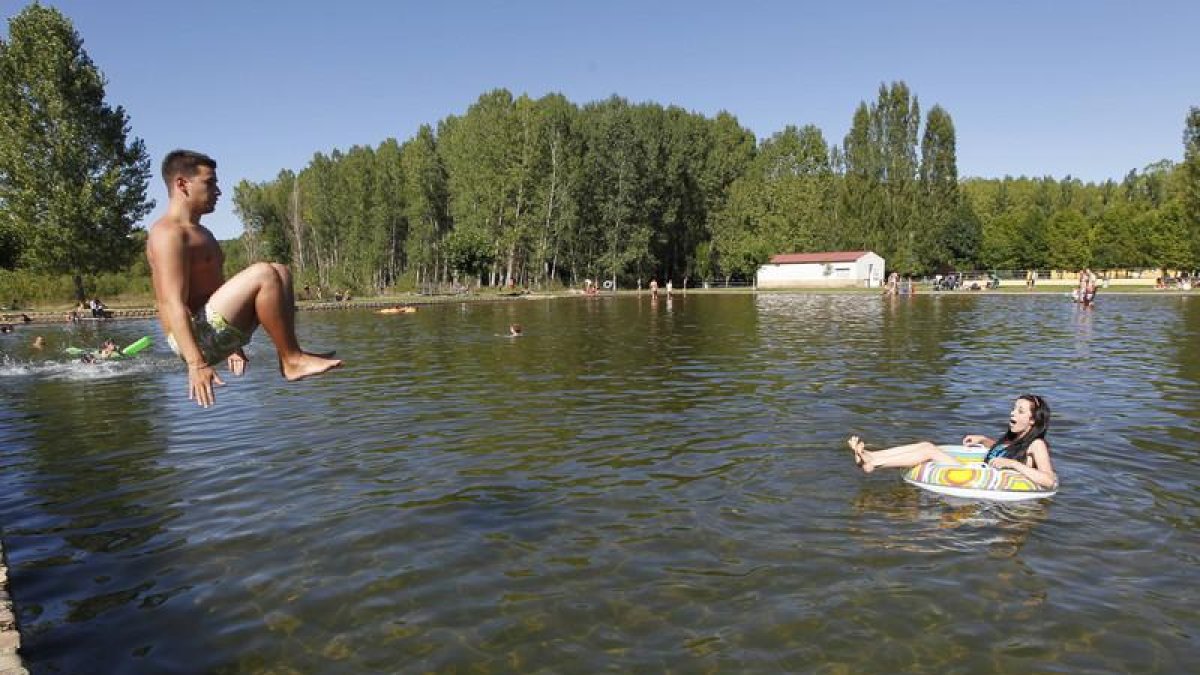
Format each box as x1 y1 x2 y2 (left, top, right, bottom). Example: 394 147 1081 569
2 285 1198 325
0 539 27 675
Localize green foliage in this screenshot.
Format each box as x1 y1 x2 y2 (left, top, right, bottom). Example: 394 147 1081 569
400 125 449 282
1143 202 1192 270
0 267 151 307
0 4 153 283
1182 107 1200 262
443 226 493 281
1044 210 1091 270
231 173 294 264
63 73 1190 296
204 77 1195 287
1092 203 1143 269
919 105 971 270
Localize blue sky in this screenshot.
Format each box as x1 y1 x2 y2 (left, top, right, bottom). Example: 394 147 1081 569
4 0 1198 240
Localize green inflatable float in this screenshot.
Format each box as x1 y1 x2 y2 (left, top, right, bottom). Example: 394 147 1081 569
65 335 153 360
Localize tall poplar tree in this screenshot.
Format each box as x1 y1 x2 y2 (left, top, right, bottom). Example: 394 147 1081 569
0 4 152 297
400 125 448 285
874 82 921 272
1182 107 1200 262
919 105 974 270
840 103 883 252
576 97 651 284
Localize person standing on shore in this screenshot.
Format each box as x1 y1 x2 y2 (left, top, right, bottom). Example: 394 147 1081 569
147 150 341 408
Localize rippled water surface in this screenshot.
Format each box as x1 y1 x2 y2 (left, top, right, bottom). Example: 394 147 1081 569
2 294 1197 673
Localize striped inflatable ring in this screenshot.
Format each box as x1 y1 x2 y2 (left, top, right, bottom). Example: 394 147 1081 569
902 445 1057 501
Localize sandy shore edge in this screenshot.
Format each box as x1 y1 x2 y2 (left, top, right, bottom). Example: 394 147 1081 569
0 539 28 675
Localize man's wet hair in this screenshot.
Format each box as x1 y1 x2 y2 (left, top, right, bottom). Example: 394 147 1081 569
161 150 216 191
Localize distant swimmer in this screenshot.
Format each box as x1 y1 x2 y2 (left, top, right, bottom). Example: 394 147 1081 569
98 339 119 359
147 150 341 408
32 335 45 349
509 323 523 337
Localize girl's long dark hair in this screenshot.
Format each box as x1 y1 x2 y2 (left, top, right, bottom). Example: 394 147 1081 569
995 394 1050 462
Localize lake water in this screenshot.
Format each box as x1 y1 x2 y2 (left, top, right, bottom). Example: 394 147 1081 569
1 293 1197 673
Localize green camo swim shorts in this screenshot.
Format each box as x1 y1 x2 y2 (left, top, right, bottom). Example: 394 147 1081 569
166 304 251 365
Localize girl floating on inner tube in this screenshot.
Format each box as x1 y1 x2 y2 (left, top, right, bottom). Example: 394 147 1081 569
847 394 1058 489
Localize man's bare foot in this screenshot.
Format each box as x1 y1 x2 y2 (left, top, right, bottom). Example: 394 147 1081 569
847 435 875 473
281 352 343 381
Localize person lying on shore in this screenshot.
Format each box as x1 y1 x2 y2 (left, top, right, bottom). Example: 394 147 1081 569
147 150 341 408
847 394 1058 489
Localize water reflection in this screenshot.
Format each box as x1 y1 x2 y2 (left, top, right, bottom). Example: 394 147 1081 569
0 330 213 668
851 485 1051 557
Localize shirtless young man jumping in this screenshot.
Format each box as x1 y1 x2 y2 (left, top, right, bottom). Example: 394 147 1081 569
147 149 341 408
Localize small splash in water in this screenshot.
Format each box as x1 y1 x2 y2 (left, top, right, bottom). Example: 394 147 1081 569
0 354 176 381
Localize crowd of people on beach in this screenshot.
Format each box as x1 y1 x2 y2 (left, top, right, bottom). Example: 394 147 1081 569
298 285 355 303
1155 273 1194 290
62 297 111 322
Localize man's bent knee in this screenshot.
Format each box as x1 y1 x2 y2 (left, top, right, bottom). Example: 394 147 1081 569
244 262 283 286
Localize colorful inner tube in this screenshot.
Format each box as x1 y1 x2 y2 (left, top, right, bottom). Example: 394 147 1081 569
902 445 1058 501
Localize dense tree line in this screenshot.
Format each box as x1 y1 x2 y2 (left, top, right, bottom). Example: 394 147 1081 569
3 5 1198 301
234 90 761 291
235 84 1198 291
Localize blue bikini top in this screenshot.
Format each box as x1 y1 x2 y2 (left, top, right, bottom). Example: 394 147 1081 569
985 441 1026 464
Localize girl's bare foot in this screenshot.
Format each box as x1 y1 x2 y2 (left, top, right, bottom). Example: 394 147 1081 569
847 435 875 473
848 435 864 466
281 352 343 381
